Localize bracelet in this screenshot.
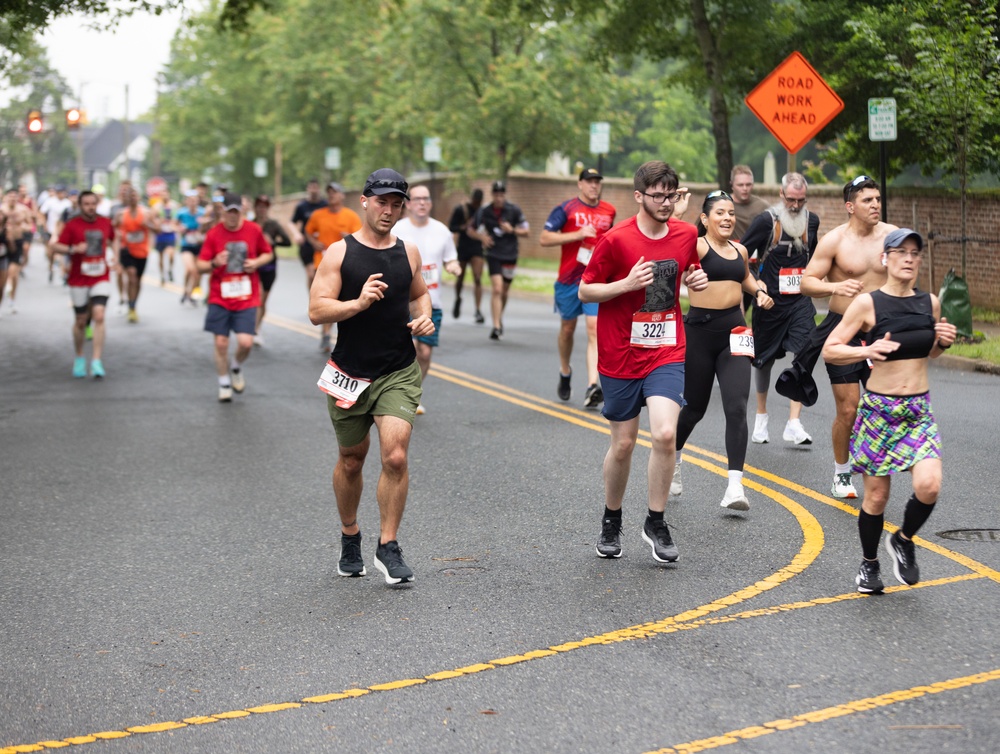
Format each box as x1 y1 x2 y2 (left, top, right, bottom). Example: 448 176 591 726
936 339 951 350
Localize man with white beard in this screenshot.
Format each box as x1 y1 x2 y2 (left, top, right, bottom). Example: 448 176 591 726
741 173 820 450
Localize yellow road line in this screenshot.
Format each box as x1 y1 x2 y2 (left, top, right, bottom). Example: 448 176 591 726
643 666 1000 754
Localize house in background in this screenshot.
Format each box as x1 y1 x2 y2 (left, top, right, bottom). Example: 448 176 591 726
75 119 154 194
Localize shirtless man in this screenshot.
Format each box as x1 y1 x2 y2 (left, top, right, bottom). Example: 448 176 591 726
795 176 898 499
1 190 31 313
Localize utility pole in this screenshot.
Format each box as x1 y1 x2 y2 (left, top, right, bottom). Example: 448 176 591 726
122 84 130 185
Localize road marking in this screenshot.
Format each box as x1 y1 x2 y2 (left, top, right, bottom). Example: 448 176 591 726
642 666 1000 754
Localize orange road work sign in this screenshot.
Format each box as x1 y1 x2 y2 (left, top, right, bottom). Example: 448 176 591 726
744 51 844 154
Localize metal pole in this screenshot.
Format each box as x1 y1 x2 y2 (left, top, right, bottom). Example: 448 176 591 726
274 141 282 200
879 142 887 223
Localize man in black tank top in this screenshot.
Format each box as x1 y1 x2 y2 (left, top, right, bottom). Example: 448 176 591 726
308 168 435 586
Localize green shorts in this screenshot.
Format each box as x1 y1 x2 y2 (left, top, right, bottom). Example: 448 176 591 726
327 359 422 448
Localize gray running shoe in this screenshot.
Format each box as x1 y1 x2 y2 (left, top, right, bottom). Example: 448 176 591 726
596 516 622 558
338 532 366 577
374 540 414 584
642 517 679 563
885 531 919 585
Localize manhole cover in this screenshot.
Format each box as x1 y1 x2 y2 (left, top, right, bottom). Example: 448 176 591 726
936 529 1000 542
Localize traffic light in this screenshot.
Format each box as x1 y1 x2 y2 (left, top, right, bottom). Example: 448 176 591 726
26 109 43 134
65 108 82 129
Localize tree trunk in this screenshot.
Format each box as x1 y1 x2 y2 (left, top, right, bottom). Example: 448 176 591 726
689 0 733 188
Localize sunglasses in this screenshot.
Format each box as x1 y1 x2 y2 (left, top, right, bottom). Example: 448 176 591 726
706 190 732 200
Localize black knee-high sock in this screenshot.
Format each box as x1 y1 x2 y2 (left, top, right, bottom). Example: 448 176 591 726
604 506 622 520
858 509 884 560
901 493 936 539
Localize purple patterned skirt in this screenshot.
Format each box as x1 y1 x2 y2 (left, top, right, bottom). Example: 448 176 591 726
851 391 941 477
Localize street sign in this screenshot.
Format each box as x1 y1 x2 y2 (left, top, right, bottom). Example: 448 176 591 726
868 98 897 142
253 157 268 178
744 51 844 154
590 122 610 155
145 176 168 197
423 137 441 164
324 147 341 171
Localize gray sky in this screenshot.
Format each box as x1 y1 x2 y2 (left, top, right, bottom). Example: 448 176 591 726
39 6 186 122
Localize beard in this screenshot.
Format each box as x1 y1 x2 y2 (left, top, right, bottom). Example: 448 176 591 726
772 203 808 251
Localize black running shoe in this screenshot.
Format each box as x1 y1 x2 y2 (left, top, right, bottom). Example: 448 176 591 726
596 516 622 558
489 327 502 341
583 383 603 409
337 532 366 577
474 310 485 324
642 517 679 563
885 531 919 585
452 296 462 319
374 540 414 584
557 371 572 401
855 559 884 594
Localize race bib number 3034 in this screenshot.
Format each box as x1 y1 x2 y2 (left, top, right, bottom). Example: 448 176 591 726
630 311 677 348
779 267 804 295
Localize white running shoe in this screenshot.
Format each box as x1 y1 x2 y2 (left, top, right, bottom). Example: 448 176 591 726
230 369 246 394
783 419 813 445
253 334 264 347
415 404 426 415
218 385 233 402
670 463 682 496
751 413 769 444
720 486 750 511
832 472 858 499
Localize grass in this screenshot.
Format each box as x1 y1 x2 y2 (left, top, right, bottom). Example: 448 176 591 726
948 337 1000 363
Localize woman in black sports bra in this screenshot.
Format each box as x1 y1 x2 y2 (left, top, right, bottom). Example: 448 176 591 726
673 190 774 512
823 228 957 595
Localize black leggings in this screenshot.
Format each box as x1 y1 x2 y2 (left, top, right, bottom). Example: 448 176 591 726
676 306 751 470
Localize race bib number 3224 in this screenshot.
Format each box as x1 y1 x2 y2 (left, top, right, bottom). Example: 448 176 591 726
630 311 677 348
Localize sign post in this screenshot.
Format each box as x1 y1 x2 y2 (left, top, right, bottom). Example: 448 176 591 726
590 122 610 175
868 97 897 222
423 136 441 186
744 51 845 174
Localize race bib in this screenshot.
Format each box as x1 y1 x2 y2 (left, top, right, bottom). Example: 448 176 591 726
421 263 440 290
630 311 677 348
220 274 252 300
125 231 145 244
576 243 593 267
500 263 517 281
730 326 754 358
81 259 107 277
317 360 372 409
779 267 804 295
184 231 201 246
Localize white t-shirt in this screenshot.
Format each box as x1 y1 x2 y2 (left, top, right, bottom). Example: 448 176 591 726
393 217 457 311
41 197 72 234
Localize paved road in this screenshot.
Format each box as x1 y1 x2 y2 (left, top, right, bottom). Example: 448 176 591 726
2 248 999 753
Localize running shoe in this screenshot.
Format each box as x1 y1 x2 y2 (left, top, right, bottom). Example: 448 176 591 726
374 540 414 584
670 463 682 496
127 309 139 324
320 334 332 352
116 302 127 316
751 413 769 444
73 357 87 378
583 383 603 409
474 310 485 324
557 371 572 401
832 472 858 499
641 517 679 563
337 532 366 577
783 419 812 445
253 334 264 348
7 300 16 314
489 328 502 341
218 384 233 402
885 531 920 586
192 286 203 300
855 559 884 594
415 404 426 415
596 516 623 558
230 368 246 394
452 295 462 319
91 359 105 379
720 486 750 511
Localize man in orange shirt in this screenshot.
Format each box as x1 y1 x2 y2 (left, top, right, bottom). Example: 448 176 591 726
115 186 161 323
305 182 362 351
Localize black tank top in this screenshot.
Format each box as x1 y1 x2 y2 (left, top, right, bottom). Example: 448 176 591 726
700 240 745 284
868 289 936 361
331 235 416 379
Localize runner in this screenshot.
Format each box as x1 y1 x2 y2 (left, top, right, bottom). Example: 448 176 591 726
177 190 207 306
579 161 709 563
822 229 956 593
306 182 363 352
539 167 616 408
308 168 434 585
392 184 461 415
448 188 485 323
16 184 37 269
1 190 31 315
153 195 178 285
115 185 161 323
290 178 328 290
40 185 72 287
474 181 529 341
249 194 292 346
673 190 774 510
51 191 116 378
196 192 274 402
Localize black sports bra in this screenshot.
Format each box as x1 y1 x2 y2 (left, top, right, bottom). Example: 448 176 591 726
868 289 936 361
700 240 744 284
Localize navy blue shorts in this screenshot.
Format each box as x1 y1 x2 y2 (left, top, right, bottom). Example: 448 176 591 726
554 280 598 320
600 362 686 422
416 308 443 347
204 304 257 336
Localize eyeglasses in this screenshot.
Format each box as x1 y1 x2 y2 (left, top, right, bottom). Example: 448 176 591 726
887 248 924 259
783 196 807 206
706 190 732 200
642 191 681 204
409 196 432 202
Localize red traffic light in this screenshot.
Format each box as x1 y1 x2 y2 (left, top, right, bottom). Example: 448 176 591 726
66 108 82 129
27 109 44 134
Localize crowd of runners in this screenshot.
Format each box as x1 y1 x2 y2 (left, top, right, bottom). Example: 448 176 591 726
0 163 954 592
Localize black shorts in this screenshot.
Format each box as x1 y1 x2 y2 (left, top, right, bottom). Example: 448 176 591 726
298 244 314 267
487 256 517 280
457 244 484 263
258 268 276 292
816 311 869 385
119 249 148 277
751 296 817 368
181 245 201 257
6 238 25 266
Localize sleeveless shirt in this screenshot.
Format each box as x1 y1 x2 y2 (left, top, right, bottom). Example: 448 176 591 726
868 289 936 362
700 240 745 284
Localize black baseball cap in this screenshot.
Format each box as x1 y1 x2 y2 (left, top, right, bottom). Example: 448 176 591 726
362 168 409 200
491 180 506 193
579 168 603 181
222 192 243 211
327 182 345 193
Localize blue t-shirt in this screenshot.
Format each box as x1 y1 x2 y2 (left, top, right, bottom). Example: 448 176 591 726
176 207 204 250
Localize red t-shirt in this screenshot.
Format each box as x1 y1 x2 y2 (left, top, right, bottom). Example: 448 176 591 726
58 215 115 287
544 198 617 285
199 221 272 311
581 216 698 379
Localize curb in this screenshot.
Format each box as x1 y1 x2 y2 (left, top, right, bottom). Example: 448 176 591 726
937 354 1000 376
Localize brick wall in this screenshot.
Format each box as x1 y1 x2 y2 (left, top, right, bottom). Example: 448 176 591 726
273 175 1000 308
